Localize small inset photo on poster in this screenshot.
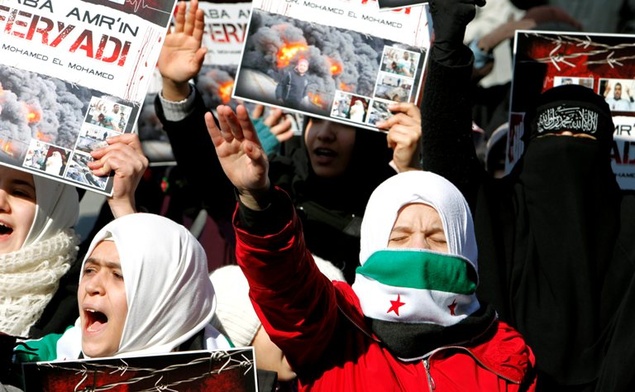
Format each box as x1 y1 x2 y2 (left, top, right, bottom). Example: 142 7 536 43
23 141 71 178
331 91 353 119
374 73 412 103
65 151 108 190
347 96 371 125
553 76 594 89
85 96 133 133
75 124 121 155
22 140 50 172
599 78 635 112
367 99 393 127
380 46 419 79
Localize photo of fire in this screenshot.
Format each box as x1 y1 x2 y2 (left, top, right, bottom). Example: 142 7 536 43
0 65 88 165
233 8 424 129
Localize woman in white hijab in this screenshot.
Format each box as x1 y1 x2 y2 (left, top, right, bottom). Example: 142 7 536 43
50 213 229 360
0 169 80 339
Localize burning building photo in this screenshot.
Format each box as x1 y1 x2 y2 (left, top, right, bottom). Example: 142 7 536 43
234 9 398 118
0 65 88 165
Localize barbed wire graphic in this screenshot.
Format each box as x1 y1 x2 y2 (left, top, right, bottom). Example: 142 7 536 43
35 349 255 392
517 32 635 71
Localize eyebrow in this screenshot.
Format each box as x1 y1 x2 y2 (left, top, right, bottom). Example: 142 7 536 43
84 258 122 270
11 178 35 189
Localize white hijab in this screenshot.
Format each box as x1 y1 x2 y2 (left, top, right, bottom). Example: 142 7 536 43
23 174 79 248
358 170 478 270
75 213 218 357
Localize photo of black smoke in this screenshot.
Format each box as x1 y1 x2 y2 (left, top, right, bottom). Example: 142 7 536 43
0 65 89 164
233 9 421 122
196 64 239 110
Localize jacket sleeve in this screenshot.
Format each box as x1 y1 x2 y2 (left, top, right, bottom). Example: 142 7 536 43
420 48 485 209
234 188 340 371
154 89 236 223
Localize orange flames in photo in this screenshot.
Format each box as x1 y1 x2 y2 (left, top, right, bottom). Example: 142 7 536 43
217 80 234 104
276 42 308 69
327 58 343 76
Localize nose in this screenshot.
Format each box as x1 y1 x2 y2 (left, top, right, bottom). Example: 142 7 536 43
84 273 106 296
315 127 336 141
0 188 11 212
411 234 431 250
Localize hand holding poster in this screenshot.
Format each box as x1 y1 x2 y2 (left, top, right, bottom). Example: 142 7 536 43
232 0 432 131
0 0 177 195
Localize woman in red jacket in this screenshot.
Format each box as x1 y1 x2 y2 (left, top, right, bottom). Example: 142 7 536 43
204 100 537 390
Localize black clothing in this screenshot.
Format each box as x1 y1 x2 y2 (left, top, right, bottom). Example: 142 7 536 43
421 47 635 391
276 69 309 109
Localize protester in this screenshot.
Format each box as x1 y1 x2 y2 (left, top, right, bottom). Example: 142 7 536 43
420 0 635 390
0 132 148 388
14 212 230 364
202 105 537 390
155 0 423 282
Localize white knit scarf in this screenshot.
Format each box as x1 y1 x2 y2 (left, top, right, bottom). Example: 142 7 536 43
0 229 79 337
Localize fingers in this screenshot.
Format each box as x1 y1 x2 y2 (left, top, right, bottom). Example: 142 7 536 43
184 0 197 37
193 7 205 43
269 116 294 142
251 104 265 120
263 108 284 128
174 1 186 33
88 134 148 178
205 111 224 146
375 102 420 130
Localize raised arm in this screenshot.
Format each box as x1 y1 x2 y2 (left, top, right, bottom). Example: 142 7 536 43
205 105 339 371
155 0 236 221
421 0 485 207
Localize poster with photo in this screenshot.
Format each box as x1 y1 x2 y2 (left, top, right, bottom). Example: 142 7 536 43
508 30 635 190
0 0 177 195
22 348 258 392
139 1 252 165
232 0 432 132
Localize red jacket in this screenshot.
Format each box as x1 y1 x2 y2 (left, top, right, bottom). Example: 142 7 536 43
235 198 537 391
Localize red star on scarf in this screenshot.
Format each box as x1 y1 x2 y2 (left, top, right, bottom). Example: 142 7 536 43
387 294 405 316
448 299 458 316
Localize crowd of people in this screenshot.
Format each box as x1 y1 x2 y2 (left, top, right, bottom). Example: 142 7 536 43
1 0 635 391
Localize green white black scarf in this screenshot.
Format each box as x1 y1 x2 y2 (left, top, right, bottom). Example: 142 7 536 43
351 171 494 361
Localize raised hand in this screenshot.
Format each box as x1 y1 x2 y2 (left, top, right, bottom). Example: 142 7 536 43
157 0 207 101
205 106 271 210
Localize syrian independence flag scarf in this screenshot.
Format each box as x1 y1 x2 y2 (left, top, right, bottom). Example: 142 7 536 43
351 171 496 361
